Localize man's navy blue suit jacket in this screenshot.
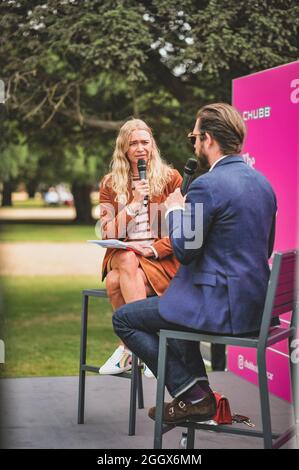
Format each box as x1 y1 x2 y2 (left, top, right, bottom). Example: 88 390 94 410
159 155 277 335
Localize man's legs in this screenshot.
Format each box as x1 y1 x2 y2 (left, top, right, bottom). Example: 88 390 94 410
112 296 208 397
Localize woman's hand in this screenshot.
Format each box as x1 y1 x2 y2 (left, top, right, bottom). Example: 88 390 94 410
126 243 155 258
139 247 155 258
132 179 150 203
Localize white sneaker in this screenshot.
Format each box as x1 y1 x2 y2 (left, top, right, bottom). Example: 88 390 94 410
99 345 132 375
143 364 155 378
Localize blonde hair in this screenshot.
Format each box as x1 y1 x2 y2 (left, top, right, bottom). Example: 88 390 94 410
196 103 246 154
105 119 173 204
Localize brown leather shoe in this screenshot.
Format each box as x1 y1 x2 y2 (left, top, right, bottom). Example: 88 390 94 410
148 392 217 424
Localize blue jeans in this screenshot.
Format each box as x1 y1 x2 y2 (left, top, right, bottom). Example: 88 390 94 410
112 296 208 397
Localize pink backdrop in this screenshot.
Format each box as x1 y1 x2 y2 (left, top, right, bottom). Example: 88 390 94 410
229 60 299 401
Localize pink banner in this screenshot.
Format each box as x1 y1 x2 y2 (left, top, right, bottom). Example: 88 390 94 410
229 61 299 401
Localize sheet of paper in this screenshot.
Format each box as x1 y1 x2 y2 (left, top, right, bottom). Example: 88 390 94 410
87 240 144 255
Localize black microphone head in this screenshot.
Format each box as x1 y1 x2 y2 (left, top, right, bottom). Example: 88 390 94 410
180 157 198 196
137 159 146 173
184 158 198 176
137 158 148 205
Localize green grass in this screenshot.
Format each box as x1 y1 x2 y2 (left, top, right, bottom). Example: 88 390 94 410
0 276 117 377
0 276 212 378
13 199 45 208
5 197 98 209
0 223 98 242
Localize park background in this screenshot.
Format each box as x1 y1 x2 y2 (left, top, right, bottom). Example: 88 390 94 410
0 0 298 388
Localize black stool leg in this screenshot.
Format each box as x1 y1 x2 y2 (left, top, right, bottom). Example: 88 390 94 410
129 353 138 435
78 294 89 424
137 360 144 409
154 333 168 449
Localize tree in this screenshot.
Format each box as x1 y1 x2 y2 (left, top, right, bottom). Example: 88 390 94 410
1 0 298 217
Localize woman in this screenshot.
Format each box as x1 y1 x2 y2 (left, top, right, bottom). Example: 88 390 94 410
99 118 182 375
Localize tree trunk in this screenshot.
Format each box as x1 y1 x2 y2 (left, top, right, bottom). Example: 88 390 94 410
71 182 94 224
1 181 14 206
27 180 38 198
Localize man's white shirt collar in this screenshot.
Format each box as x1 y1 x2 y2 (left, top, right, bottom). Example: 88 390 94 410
209 155 229 172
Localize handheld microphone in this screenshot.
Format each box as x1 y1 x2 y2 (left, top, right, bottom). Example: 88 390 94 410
181 158 198 196
137 158 148 207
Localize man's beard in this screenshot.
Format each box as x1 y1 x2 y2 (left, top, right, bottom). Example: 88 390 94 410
197 150 210 172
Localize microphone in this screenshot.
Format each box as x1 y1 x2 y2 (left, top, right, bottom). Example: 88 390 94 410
137 159 148 207
181 158 198 196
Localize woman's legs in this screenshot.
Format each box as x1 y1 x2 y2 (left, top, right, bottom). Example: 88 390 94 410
109 251 155 302
105 270 125 310
100 251 155 374
106 251 155 344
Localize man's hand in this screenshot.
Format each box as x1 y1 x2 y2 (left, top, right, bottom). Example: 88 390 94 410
164 187 186 211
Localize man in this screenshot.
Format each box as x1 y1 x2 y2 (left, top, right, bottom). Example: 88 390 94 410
113 103 277 424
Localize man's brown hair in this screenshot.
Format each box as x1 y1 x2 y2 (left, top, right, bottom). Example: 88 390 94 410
196 103 246 154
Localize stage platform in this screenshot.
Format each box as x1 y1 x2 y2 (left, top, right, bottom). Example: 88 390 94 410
0 372 296 449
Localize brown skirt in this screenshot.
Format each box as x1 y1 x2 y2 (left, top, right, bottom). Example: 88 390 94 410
104 249 178 296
